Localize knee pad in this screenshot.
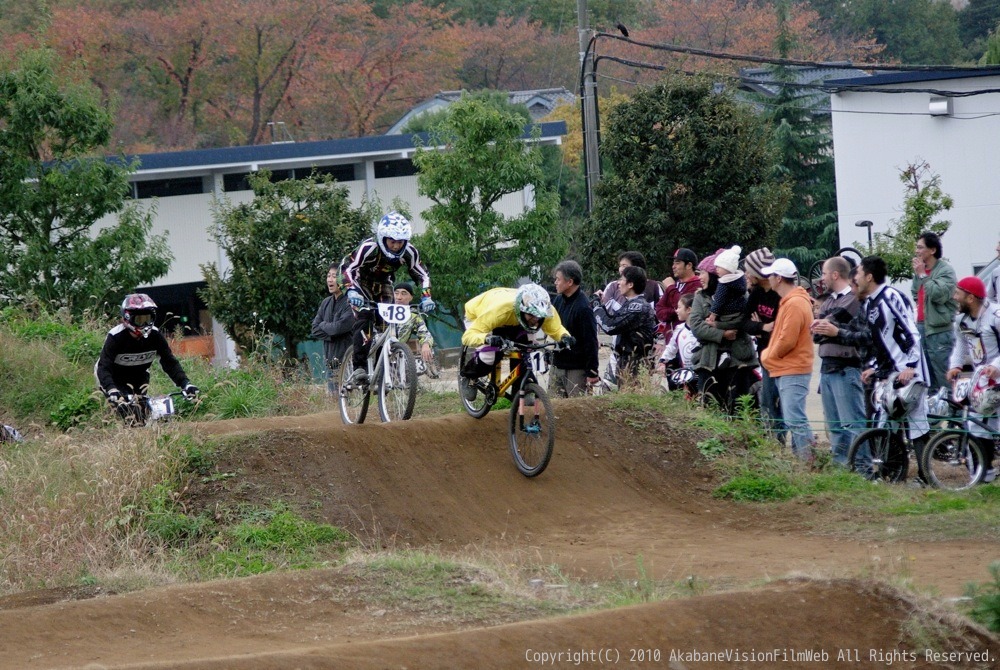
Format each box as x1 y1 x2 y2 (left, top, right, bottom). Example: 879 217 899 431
477 347 497 366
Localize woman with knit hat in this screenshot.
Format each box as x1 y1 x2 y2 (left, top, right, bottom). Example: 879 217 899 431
687 248 759 413
742 247 785 443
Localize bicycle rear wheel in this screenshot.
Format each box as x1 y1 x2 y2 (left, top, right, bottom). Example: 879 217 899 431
847 428 909 483
508 381 554 477
920 428 986 491
378 341 417 422
338 346 370 425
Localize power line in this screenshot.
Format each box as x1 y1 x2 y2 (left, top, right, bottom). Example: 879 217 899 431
595 53 1000 98
597 31 1000 74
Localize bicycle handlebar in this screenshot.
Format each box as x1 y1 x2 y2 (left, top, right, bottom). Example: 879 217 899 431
496 338 562 353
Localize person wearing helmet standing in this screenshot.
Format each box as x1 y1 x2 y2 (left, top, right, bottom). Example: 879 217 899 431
945 276 1000 481
339 212 434 385
459 284 574 401
813 256 932 484
95 294 199 414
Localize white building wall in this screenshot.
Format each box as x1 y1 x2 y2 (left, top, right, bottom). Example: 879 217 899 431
832 77 1000 277
100 173 538 287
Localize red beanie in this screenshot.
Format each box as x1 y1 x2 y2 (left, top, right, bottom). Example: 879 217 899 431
957 276 986 299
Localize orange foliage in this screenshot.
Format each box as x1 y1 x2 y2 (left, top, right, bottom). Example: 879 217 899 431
457 15 577 91
595 0 881 81
308 3 468 137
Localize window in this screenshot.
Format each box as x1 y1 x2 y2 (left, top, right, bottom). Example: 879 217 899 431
374 159 418 178
134 177 205 199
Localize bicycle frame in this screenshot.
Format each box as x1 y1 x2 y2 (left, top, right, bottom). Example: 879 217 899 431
483 343 551 402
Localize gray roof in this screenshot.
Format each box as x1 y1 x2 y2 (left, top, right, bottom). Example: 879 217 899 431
386 88 575 135
737 65 870 116
111 123 568 180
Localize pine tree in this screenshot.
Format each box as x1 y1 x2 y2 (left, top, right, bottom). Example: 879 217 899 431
766 0 838 271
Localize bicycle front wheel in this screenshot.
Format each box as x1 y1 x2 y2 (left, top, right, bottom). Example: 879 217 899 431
378 341 417 422
508 382 554 477
920 429 986 491
847 428 909 483
338 346 370 425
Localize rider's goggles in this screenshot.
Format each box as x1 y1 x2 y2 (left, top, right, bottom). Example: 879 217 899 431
132 313 154 326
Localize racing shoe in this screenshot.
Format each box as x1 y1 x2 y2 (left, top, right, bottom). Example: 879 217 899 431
460 376 478 402
346 368 369 387
983 467 998 484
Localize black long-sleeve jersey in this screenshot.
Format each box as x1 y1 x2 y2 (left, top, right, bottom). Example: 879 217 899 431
340 238 430 301
834 284 928 383
95 325 190 395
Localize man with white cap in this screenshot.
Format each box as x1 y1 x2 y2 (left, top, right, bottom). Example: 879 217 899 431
759 257 817 460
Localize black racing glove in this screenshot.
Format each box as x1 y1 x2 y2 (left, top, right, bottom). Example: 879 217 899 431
183 384 200 400
484 335 505 348
559 334 576 350
107 389 123 406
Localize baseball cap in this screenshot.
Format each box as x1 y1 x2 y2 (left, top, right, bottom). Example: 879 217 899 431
957 276 986 299
671 248 698 265
760 258 798 279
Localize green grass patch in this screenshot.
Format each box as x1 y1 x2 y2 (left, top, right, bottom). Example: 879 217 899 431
966 561 1000 632
226 510 352 550
714 472 799 502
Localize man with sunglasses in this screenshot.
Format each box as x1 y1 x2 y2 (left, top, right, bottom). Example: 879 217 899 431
95 293 199 411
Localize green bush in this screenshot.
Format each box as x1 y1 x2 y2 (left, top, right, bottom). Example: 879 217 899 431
714 472 799 502
227 511 352 551
50 389 102 430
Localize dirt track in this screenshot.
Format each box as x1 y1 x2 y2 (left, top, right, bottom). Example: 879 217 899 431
1 399 998 668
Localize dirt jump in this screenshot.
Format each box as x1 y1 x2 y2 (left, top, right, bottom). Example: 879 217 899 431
1 398 998 669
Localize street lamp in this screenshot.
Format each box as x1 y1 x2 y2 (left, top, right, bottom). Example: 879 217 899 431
855 220 873 250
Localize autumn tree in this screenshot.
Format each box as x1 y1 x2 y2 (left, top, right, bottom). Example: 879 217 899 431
456 15 576 91
0 49 171 315
412 95 566 331
579 75 790 285
201 170 374 362
307 3 467 138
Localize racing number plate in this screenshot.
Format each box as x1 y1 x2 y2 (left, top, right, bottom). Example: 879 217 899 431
530 350 549 374
377 302 411 325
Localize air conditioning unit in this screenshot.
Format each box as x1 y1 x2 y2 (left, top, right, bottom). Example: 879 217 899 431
929 96 953 117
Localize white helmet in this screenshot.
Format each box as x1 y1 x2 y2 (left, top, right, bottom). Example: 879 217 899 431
514 283 552 332
375 212 412 261
970 367 1000 416
879 372 924 419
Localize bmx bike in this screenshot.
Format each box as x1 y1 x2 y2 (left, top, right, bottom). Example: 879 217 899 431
338 300 421 425
459 338 560 477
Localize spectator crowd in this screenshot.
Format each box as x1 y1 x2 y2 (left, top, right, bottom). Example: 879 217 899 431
310 225 1000 485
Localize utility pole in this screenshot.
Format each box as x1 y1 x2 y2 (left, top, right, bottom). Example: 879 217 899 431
578 0 601 213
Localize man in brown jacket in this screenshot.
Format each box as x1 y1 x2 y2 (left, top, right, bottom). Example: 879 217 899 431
759 258 816 460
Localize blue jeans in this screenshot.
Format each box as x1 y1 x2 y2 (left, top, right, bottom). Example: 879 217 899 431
819 366 866 465
775 373 815 459
759 367 785 443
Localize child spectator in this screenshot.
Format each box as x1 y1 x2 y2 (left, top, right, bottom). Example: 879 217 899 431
657 293 697 371
706 245 748 325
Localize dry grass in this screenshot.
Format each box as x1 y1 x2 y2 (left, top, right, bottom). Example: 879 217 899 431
0 427 184 594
